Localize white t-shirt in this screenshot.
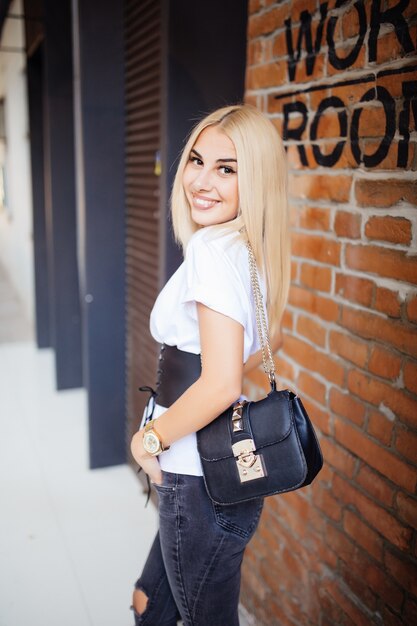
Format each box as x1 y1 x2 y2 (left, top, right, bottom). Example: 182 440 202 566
149 225 267 476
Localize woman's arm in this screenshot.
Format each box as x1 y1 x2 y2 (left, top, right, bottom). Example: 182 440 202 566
130 302 244 480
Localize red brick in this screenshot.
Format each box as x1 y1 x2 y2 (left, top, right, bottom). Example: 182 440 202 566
335 273 374 307
320 437 356 478
403 359 417 394
273 355 295 384
406 294 417 324
243 92 260 108
310 533 338 569
302 396 331 435
325 522 355 562
312 483 342 521
281 309 293 330
284 334 345 386
328 38 367 76
329 386 366 426
298 205 331 231
267 91 307 115
248 0 262 13
271 30 286 58
286 143 308 170
297 369 326 404
376 25 417 64
319 142 358 169
335 211 361 238
396 493 417 531
263 39 273 63
319 591 345 626
365 216 412 245
292 232 341 266
346 243 417 285
246 62 286 89
289 174 352 203
312 110 345 139
262 494 307 548
348 369 417 429
343 510 383 561
246 39 263 66
327 81 376 109
356 465 395 507
290 285 340 321
291 259 298 281
268 503 311 552
248 5 290 37
333 474 412 550
341 0 370 38
296 314 326 347
326 580 371 626
339 563 378 612
368 345 401 380
376 71 406 100
340 541 405 612
355 179 417 208
374 287 401 318
395 428 417 465
334 416 416 493
367 409 394 446
341 306 417 358
290 52 325 84
368 139 414 171
329 330 368 368
317 461 333 487
300 263 332 292
384 550 417 596
354 102 391 138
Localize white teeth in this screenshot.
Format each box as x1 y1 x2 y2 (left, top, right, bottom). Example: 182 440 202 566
194 197 218 208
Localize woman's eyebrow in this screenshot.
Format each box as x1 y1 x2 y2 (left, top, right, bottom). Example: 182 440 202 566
191 148 237 163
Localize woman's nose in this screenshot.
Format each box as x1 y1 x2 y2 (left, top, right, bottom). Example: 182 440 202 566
192 168 213 192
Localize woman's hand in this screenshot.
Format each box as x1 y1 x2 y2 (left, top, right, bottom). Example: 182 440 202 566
131 430 163 485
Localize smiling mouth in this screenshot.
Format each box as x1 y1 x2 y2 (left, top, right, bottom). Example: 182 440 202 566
192 194 220 209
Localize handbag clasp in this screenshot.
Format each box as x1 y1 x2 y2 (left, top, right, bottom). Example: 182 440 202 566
232 439 266 483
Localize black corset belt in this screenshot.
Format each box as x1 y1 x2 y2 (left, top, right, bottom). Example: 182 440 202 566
155 344 202 408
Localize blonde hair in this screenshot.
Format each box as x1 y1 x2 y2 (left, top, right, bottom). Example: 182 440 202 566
171 104 290 335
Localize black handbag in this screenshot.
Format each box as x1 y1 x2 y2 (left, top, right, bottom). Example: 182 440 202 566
196 242 323 505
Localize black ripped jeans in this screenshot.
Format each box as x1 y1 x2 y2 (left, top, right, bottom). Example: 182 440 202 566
131 471 264 626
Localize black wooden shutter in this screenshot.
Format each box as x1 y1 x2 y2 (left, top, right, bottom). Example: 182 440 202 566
125 0 162 446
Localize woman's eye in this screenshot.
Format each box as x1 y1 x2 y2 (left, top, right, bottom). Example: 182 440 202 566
219 166 235 175
189 156 203 166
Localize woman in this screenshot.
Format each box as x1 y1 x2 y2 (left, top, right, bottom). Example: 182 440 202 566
130 104 290 625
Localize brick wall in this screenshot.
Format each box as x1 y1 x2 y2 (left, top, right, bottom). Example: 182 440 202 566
242 1 417 624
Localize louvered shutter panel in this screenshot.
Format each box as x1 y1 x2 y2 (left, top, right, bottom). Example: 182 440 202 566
125 0 162 446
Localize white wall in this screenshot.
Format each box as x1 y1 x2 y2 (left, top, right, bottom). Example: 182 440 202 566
0 0 34 327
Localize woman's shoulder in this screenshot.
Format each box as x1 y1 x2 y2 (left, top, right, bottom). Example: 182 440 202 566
186 225 244 260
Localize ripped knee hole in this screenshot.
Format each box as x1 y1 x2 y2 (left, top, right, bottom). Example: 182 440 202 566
132 588 148 615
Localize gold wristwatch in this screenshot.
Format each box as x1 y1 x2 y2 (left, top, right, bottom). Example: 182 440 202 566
142 420 170 456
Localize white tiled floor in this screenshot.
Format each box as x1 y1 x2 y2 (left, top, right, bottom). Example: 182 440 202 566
0 342 158 626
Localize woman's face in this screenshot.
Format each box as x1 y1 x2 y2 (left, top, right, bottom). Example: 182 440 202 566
182 125 239 227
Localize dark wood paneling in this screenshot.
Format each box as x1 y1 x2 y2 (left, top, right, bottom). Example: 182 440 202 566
125 0 162 446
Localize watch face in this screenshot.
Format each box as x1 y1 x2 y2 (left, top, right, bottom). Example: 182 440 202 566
144 431 160 455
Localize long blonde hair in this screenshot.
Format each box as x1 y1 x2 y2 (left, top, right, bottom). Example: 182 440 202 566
171 104 290 335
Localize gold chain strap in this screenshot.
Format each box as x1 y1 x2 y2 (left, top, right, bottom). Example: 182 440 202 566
246 241 276 385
